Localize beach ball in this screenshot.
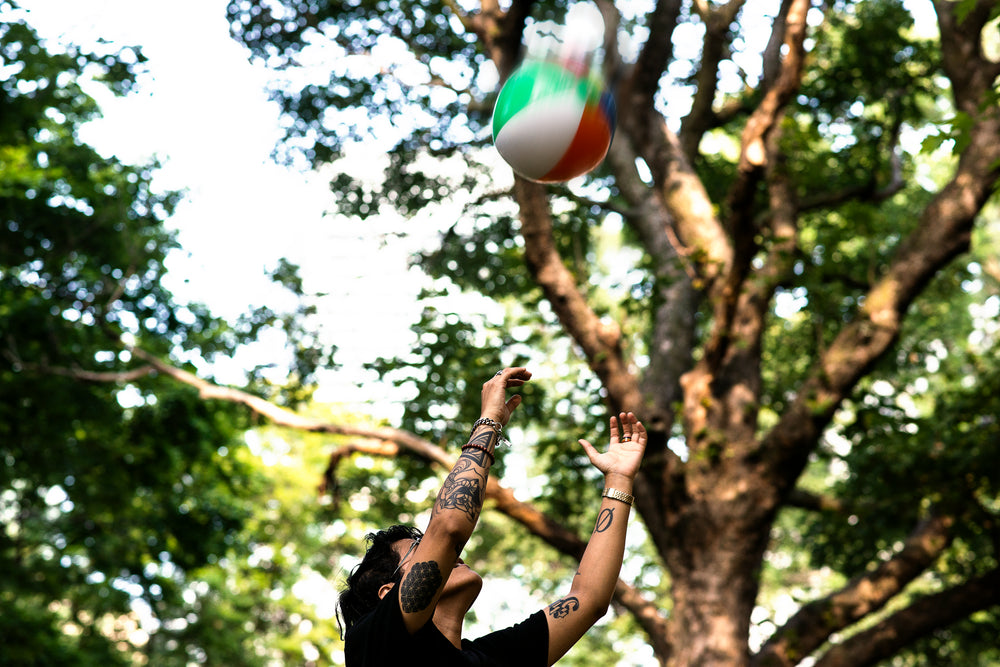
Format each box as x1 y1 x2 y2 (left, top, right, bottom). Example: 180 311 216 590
492 60 616 183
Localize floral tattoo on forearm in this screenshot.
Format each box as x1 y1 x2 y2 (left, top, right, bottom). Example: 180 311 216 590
434 430 495 523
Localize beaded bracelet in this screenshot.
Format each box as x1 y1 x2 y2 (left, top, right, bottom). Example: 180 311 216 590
461 443 496 465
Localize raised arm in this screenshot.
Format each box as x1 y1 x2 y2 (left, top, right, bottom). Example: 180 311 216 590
544 412 648 665
395 367 532 634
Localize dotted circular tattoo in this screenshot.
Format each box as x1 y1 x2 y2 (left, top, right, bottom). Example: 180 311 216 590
400 561 443 613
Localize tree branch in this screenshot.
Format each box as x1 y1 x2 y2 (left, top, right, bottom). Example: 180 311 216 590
4 355 157 384
752 513 955 667
483 0 538 80
799 110 907 214
604 136 695 431
514 180 678 599
548 184 632 220
680 120 799 456
440 0 473 33
679 0 748 160
321 440 401 507
116 347 459 466
761 72 1000 491
724 0 810 235
934 0 1000 114
614 578 672 662
784 488 846 514
630 0 683 104
514 177 644 415
615 0 732 287
760 0 793 91
813 566 1000 667
594 0 623 85
677 0 810 448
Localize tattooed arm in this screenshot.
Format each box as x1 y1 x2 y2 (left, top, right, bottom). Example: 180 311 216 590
395 367 532 635
544 412 648 665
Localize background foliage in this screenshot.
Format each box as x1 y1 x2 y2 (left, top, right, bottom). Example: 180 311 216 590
2 0 999 665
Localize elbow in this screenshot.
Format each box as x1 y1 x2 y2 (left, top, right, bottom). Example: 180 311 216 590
585 600 612 625
572 602 609 630
443 520 473 548
569 589 613 626
424 514 473 551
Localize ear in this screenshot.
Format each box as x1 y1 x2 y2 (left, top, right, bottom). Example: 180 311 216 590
378 582 395 600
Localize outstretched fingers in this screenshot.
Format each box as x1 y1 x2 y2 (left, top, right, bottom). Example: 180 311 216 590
632 418 647 445
621 413 634 443
612 412 641 442
480 367 532 426
491 367 531 387
619 412 646 445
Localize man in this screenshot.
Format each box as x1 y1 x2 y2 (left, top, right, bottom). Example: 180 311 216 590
338 367 648 665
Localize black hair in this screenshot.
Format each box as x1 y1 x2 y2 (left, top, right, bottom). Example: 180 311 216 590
337 524 423 637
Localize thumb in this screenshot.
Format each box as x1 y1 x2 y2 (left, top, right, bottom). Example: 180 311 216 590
505 394 523 414
578 438 600 466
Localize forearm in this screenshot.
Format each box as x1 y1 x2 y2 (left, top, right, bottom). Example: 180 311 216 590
427 423 500 548
395 370 528 634
568 473 633 613
545 474 633 664
545 412 645 664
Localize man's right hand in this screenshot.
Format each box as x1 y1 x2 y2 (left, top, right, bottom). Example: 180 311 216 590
480 367 531 426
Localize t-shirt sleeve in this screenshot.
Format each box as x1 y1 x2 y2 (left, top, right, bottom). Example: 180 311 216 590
464 611 550 667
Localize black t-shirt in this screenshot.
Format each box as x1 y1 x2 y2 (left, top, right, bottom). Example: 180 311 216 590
345 586 549 666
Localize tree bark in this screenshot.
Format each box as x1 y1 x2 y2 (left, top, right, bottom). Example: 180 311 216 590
514 176 644 415
752 514 955 667
656 4 813 664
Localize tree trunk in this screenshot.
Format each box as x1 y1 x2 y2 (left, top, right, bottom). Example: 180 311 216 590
664 497 771 666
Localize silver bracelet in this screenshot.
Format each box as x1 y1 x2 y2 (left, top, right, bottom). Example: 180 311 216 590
602 487 634 506
470 418 510 448
471 417 503 434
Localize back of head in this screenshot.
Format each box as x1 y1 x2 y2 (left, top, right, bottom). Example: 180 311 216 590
337 524 423 636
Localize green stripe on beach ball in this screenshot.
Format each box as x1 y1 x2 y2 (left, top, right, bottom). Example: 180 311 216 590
492 61 581 137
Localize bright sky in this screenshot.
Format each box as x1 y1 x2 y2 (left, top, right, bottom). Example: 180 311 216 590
19 0 443 418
